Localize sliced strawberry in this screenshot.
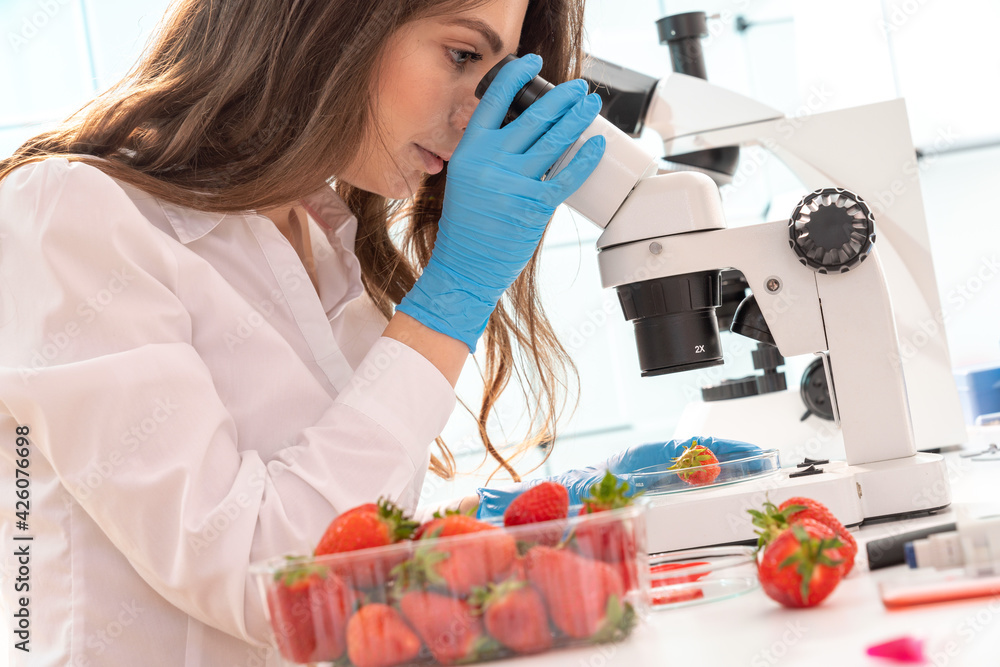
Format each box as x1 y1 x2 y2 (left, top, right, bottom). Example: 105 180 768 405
345 603 422 667
651 588 705 605
758 519 846 608
649 561 710 587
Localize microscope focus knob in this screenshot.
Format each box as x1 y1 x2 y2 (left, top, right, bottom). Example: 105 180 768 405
788 188 876 274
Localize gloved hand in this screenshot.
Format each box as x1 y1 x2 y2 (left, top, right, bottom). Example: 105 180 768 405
476 436 762 520
396 54 606 353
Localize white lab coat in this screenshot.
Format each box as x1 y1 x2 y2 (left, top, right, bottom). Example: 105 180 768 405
0 158 457 666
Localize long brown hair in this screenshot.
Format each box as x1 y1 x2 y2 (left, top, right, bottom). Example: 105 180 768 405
0 0 586 482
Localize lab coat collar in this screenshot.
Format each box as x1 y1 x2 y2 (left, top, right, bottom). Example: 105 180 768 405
158 201 228 244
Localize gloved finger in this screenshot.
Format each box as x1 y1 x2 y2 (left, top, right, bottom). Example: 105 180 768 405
501 79 589 154
604 441 685 475
521 93 602 178
697 435 763 462
469 54 543 131
476 482 535 520
543 135 606 204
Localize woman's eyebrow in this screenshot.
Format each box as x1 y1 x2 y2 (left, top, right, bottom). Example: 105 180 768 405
442 17 505 55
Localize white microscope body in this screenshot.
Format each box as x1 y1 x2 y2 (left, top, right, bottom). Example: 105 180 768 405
551 73 956 554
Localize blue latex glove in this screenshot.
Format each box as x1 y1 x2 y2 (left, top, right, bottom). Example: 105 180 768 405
396 54 606 353
476 436 762 520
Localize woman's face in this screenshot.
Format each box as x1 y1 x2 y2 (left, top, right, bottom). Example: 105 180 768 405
339 0 531 199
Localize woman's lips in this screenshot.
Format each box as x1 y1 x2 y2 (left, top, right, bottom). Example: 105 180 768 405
415 144 445 175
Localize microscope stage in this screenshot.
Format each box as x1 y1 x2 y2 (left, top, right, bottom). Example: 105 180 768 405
644 453 951 554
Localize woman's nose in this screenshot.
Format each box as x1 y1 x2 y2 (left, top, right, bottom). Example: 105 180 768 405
452 97 478 133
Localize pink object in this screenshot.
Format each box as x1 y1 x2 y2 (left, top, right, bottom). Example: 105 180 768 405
865 636 927 663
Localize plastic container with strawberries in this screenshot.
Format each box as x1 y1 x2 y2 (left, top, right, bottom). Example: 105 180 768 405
250 503 649 667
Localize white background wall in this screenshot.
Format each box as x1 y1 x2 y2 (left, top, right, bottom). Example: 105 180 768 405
2 0 998 510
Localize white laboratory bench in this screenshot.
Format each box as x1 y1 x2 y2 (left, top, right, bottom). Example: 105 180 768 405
486 448 1000 667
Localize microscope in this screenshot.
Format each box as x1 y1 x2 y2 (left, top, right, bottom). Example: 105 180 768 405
477 13 958 552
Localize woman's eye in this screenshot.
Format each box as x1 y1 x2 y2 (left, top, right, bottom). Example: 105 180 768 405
448 48 483 69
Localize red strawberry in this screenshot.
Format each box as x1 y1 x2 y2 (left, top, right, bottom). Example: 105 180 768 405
345 604 422 667
414 515 518 595
668 441 720 486
315 498 417 555
779 497 857 575
523 545 635 641
315 498 418 589
266 563 357 663
748 497 857 575
504 482 570 527
576 471 637 560
758 519 845 608
472 579 553 654
573 471 641 591
398 591 493 665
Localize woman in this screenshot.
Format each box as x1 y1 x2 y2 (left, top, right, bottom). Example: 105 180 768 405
0 0 753 664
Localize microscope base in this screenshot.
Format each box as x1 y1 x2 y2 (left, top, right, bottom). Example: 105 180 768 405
644 453 951 554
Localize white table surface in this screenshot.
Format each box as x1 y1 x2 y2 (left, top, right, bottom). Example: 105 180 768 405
489 449 1000 667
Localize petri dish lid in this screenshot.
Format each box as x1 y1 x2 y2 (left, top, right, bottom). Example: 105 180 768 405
619 449 781 496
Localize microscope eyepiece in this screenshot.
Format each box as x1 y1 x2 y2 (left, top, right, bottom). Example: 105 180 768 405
476 54 555 125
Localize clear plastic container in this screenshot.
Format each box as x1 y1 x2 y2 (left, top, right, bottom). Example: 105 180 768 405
250 505 649 667
648 546 759 610
618 449 781 496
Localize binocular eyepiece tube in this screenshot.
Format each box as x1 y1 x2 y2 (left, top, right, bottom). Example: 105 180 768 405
476 55 726 376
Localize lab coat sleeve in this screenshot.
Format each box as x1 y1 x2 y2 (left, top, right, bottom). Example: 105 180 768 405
0 159 456 646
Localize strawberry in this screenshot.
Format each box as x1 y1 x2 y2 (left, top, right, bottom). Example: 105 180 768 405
779 497 857 575
315 498 418 555
503 481 570 527
345 603 422 667
523 545 635 641
748 496 857 575
572 471 641 590
471 579 553 654
412 514 518 595
315 498 418 589
757 519 846 608
667 441 720 486
398 591 495 665
266 562 357 663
